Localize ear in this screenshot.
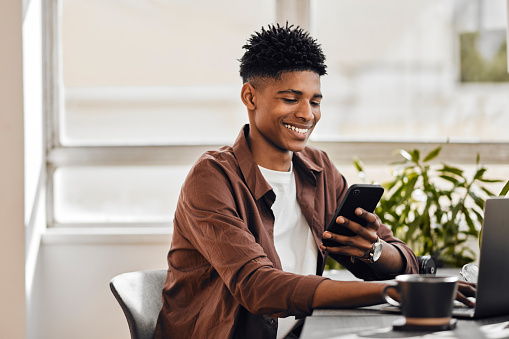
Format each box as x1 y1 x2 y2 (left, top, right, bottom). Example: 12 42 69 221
240 82 256 110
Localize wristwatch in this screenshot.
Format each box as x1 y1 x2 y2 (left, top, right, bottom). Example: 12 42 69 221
366 237 383 263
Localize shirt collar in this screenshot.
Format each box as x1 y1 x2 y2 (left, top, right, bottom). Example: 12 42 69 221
293 149 323 173
232 125 273 201
232 124 323 200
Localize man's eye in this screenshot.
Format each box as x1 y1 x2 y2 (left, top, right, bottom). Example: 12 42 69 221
283 98 297 103
311 101 321 106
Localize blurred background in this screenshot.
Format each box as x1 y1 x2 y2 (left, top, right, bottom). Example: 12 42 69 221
56 0 509 226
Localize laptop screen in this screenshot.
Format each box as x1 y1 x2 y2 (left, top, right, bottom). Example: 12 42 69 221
473 197 509 318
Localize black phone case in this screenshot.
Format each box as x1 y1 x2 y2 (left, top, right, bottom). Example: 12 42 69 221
322 184 384 247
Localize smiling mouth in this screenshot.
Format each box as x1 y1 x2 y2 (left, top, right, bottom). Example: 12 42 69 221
284 124 309 135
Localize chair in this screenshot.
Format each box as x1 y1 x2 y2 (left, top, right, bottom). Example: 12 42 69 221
110 270 167 339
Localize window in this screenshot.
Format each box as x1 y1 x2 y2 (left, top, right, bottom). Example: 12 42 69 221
45 0 509 230
47 0 276 228
312 0 509 142
53 166 189 225
60 0 272 145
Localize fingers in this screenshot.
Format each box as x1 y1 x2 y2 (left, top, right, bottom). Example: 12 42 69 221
335 212 377 239
346 210 380 239
327 216 375 244
456 291 475 308
456 281 476 307
457 281 477 298
353 208 380 231
320 209 382 257
320 216 373 255
320 233 369 256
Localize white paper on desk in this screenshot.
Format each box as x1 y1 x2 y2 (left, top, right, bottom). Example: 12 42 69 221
327 327 457 339
480 321 509 339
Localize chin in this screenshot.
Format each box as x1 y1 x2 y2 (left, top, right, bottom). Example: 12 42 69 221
288 142 308 153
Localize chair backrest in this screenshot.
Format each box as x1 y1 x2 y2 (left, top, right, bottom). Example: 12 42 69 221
110 270 167 339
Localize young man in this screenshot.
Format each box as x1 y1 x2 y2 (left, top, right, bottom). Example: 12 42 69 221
154 24 420 339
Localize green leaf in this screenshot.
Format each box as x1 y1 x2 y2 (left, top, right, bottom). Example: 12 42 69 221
473 168 487 181
385 183 404 202
463 208 477 234
423 146 442 162
406 218 420 242
480 186 496 197
353 157 364 173
468 191 485 211
478 178 504 183
500 180 509 197
438 165 464 177
473 209 484 226
411 149 420 163
398 204 411 226
439 175 461 186
403 176 418 201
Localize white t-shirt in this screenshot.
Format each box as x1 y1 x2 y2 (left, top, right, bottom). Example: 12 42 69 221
258 164 318 338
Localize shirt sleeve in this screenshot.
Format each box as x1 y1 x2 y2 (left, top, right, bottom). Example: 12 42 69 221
176 157 328 318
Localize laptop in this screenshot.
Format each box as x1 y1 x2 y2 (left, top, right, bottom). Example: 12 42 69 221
452 197 509 318
381 197 509 319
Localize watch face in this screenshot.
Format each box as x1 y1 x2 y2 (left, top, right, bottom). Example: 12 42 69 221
373 242 383 262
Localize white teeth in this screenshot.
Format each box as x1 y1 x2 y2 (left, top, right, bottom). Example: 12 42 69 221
284 124 309 135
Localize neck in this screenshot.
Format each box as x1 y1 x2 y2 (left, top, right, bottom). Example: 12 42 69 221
247 134 293 172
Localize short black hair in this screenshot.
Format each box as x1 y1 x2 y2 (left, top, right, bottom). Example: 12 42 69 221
239 23 327 83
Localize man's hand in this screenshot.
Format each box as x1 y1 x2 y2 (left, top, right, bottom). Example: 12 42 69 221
457 281 476 307
319 207 380 259
320 207 405 275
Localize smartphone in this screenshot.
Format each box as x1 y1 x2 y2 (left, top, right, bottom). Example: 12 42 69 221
322 183 384 247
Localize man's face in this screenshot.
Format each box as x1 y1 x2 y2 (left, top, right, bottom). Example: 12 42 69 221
248 70 322 156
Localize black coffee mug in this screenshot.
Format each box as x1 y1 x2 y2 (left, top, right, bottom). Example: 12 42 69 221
383 274 458 326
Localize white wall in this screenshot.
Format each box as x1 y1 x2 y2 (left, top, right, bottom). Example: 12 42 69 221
36 240 170 339
0 0 26 338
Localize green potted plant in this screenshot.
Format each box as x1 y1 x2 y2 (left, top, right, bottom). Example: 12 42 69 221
352 147 509 268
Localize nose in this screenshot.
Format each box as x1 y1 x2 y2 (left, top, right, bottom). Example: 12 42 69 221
295 102 314 121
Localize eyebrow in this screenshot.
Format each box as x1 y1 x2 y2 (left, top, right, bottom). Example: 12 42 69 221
277 89 323 98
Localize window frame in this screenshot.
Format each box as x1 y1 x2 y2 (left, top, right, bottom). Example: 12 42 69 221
43 0 509 230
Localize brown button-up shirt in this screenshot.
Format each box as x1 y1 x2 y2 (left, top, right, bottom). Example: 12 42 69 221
155 125 418 339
